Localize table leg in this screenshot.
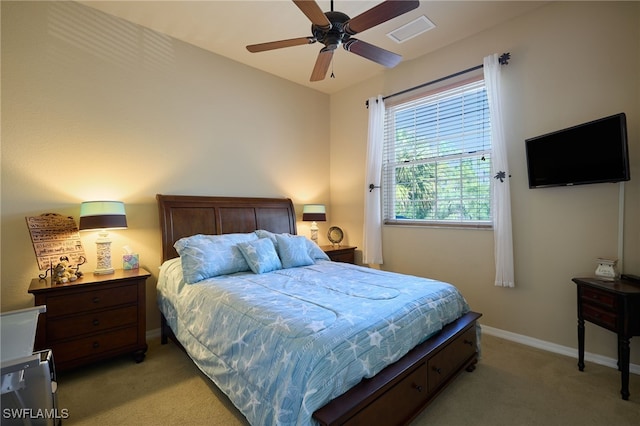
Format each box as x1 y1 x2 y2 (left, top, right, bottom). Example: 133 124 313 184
578 317 585 371
619 336 630 400
618 339 622 371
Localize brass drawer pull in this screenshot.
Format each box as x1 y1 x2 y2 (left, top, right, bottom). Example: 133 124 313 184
432 366 442 374
413 384 423 393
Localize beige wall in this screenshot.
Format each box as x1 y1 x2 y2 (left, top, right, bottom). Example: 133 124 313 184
1 1 330 329
330 1 640 363
2 1 639 366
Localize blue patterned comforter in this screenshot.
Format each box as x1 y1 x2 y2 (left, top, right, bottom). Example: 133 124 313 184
157 258 469 425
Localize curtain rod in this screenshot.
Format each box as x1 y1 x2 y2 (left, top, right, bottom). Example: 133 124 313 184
366 52 510 107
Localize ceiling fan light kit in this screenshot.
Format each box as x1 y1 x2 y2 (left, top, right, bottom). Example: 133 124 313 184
246 0 420 82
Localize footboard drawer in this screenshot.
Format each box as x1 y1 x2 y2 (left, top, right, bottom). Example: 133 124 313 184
427 325 477 393
344 363 428 425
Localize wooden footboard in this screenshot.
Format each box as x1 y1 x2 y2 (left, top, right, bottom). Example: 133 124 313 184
313 311 482 426
161 310 481 425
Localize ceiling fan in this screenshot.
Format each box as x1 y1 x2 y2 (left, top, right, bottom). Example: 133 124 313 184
246 0 420 82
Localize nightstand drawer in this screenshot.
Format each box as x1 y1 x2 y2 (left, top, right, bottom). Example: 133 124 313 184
582 304 618 330
329 252 355 263
50 326 139 364
581 287 617 310
320 245 357 264
45 284 138 317
47 305 138 341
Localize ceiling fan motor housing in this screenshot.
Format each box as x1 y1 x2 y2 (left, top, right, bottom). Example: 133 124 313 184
312 11 350 50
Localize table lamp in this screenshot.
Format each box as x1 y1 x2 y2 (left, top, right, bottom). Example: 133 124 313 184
302 204 326 244
79 201 127 275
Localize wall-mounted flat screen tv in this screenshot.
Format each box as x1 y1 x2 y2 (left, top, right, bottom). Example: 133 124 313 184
525 113 630 188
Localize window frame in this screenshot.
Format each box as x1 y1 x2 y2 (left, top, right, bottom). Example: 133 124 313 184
382 77 493 229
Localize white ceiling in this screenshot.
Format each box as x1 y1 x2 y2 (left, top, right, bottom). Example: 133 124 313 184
80 1 546 94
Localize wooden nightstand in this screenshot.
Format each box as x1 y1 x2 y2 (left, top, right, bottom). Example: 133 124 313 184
320 245 357 264
28 268 150 371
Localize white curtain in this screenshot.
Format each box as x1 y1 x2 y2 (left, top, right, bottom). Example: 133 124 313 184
484 54 515 287
363 95 385 265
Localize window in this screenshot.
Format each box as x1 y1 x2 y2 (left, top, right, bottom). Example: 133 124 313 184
382 79 492 227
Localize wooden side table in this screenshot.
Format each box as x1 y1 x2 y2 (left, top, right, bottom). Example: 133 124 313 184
320 245 357 264
28 268 150 371
572 277 640 400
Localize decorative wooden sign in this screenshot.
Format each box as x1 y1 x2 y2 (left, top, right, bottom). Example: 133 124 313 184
26 213 86 270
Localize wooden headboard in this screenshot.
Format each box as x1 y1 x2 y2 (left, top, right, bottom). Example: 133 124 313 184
156 194 297 262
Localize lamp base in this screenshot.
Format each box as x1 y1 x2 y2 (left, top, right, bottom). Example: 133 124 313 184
95 237 114 275
310 221 319 245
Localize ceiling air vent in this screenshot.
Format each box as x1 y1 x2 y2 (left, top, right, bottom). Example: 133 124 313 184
387 15 435 43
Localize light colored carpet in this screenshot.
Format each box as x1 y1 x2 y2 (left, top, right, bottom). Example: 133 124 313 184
57 334 640 425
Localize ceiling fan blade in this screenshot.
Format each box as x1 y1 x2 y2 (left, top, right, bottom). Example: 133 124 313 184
310 48 334 82
247 37 315 53
344 39 402 68
293 0 331 29
344 0 419 35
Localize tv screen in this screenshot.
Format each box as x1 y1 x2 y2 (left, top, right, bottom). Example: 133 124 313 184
525 113 630 188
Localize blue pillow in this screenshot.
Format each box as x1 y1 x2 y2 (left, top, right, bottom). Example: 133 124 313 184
237 238 282 274
255 229 279 245
174 233 258 283
255 230 329 261
275 234 314 269
307 239 330 261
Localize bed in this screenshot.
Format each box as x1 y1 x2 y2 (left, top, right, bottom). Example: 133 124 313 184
156 194 481 425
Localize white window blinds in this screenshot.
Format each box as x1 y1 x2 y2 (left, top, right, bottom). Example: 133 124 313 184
382 80 492 226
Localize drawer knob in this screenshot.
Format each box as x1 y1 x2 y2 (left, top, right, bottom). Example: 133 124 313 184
92 319 100 326
92 341 100 349
464 339 474 346
413 384 423 393
432 366 442 374
92 297 100 304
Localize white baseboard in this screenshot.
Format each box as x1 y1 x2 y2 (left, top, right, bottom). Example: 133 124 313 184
481 325 640 375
